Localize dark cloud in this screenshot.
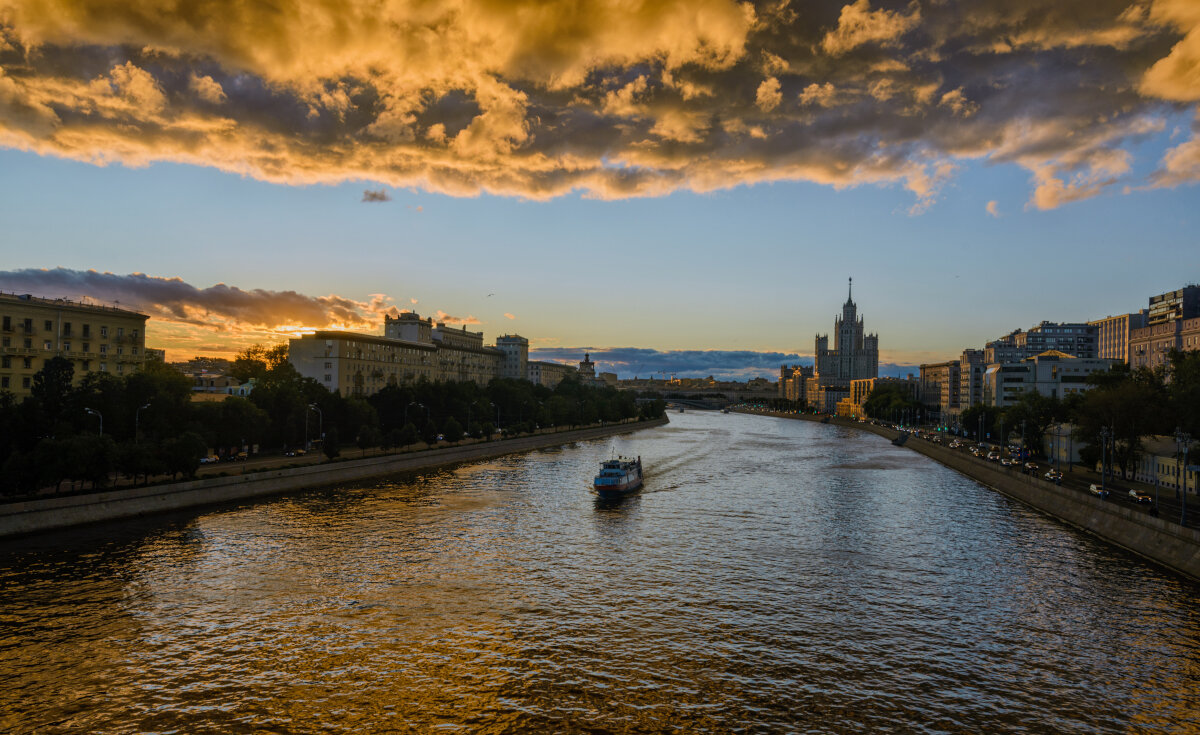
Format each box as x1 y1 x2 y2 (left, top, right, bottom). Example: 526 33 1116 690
0 0 1197 207
362 188 391 202
0 267 397 329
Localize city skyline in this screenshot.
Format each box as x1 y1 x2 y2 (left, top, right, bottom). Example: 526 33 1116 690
1 1 1198 376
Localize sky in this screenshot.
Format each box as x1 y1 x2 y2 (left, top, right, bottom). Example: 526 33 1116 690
1 0 1198 379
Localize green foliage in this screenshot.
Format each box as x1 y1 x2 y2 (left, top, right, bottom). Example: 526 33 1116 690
442 416 464 444
863 383 921 422
323 427 340 459
398 422 420 447
31 356 75 420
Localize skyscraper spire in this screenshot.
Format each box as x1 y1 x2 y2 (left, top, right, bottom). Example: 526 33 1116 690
847 276 853 305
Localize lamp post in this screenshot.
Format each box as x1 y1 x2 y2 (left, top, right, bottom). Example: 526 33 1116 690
135 402 151 444
1099 426 1111 497
85 407 102 436
306 403 322 451
1176 428 1191 526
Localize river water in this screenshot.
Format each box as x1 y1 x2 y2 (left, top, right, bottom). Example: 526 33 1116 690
2 411 1198 733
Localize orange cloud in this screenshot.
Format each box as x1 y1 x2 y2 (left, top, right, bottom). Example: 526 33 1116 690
503 312 516 320
0 0 1195 208
0 268 430 359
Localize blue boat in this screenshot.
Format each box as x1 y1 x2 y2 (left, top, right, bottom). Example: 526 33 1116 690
593 455 643 498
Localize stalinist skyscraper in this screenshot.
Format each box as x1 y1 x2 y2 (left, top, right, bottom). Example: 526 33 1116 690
808 278 879 411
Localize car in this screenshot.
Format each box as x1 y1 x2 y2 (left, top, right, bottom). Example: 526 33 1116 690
1000 458 1015 466
1024 462 1038 471
949 440 962 449
1044 469 1063 481
987 451 1001 461
200 455 220 464
1128 488 1152 504
1088 483 1110 499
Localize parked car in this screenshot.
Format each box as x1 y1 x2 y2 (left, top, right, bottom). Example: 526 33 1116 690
200 455 220 464
1128 488 1153 504
1088 483 1109 499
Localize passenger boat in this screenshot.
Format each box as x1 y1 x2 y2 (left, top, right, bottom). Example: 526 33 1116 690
593 455 643 497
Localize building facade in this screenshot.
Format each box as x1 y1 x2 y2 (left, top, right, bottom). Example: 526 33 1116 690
984 322 1097 363
1130 316 1200 371
806 279 879 411
778 364 813 403
981 351 1118 408
1089 311 1147 363
292 312 599 396
1148 285 1200 326
0 293 149 397
958 349 986 413
918 360 960 418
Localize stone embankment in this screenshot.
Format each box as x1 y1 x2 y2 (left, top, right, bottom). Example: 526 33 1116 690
0 416 670 538
739 409 1200 583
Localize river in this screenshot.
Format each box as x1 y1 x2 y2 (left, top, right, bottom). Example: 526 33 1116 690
2 411 1198 733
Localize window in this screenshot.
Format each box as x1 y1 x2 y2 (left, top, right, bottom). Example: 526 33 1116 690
22 338 31 349
22 318 32 333
23 358 31 369
324 374 332 381
99 362 107 372
62 322 71 337
43 340 51 350
131 347 138 355
1 337 7 348
117 327 124 338
82 361 89 371
63 341 71 351
21 377 30 389
44 320 52 331
82 324 90 338
132 328 138 339
0 377 7 389
1 357 8 368
100 326 108 338
83 342 89 352
100 344 108 354
1 316 8 331
117 364 123 373
324 362 332 369
116 347 124 355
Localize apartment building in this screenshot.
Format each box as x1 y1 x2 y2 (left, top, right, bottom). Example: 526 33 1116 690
0 292 149 397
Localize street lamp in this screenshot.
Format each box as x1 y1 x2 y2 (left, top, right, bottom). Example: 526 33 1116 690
135 402 151 444
1176 428 1191 526
307 403 323 450
84 407 102 435
1099 426 1111 497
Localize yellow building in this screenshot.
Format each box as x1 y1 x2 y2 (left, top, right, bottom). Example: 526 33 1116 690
0 293 149 397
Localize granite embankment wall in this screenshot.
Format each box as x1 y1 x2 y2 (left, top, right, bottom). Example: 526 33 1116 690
0 416 670 538
743 410 1200 583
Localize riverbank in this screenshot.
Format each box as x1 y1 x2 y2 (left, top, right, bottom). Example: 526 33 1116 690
0 415 670 538
735 408 1200 583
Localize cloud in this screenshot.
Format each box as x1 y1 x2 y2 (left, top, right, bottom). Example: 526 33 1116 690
433 310 480 325
0 0 1196 207
986 200 1000 217
362 188 391 202
756 76 782 112
503 312 516 320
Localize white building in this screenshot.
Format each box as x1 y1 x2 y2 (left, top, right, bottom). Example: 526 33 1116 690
982 351 1119 407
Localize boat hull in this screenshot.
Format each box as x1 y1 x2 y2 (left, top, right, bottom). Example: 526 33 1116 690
593 477 643 497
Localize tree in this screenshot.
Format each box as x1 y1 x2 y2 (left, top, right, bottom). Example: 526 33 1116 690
442 416 464 444
31 356 75 421
323 427 340 459
1071 367 1167 477
163 432 207 479
398 422 420 447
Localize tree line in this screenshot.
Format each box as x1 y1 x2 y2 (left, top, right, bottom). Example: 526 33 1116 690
0 345 666 497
